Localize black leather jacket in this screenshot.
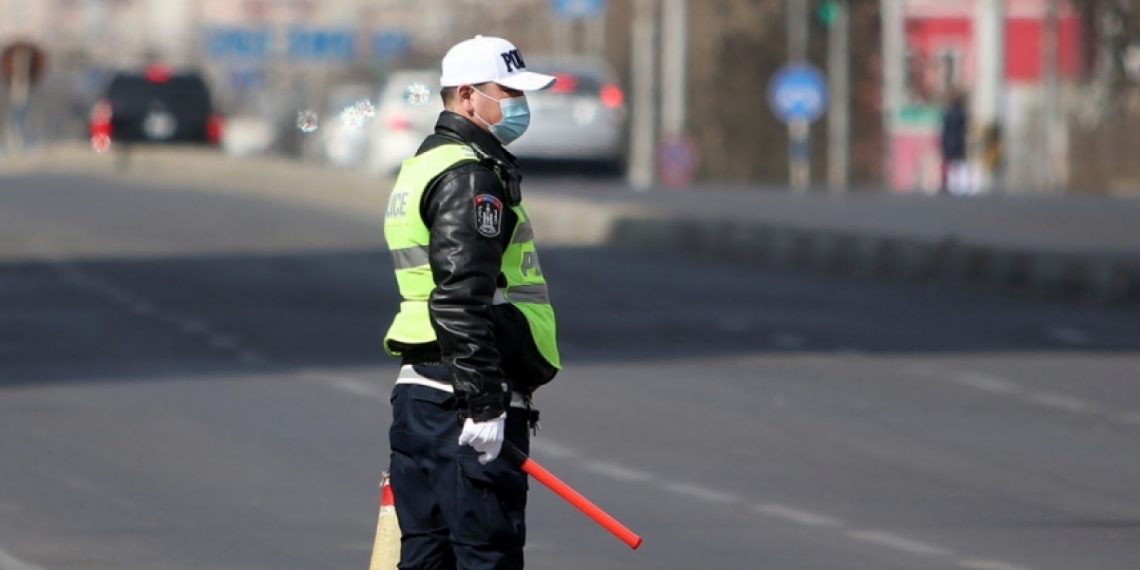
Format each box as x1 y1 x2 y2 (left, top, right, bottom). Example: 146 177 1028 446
391 111 556 421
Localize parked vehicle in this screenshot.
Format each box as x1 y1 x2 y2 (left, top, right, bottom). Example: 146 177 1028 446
367 70 442 176
90 66 223 147
509 57 627 170
365 60 627 175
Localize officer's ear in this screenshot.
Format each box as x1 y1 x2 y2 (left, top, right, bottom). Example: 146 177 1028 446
455 85 477 115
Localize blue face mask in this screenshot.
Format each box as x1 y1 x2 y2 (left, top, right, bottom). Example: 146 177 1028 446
474 88 531 146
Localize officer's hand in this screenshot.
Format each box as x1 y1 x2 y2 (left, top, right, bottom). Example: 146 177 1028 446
458 413 507 464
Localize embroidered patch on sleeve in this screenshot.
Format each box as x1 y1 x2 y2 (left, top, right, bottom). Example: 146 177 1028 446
473 194 504 238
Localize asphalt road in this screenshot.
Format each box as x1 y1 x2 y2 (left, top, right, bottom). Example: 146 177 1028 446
1 174 1139 570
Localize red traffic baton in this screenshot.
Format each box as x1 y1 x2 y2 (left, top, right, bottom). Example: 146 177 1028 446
501 443 643 550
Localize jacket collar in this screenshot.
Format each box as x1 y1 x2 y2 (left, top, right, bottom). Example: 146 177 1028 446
433 111 517 166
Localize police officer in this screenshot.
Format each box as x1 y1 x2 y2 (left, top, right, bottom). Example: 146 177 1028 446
382 36 561 569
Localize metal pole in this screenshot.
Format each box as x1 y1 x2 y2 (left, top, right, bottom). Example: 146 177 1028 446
973 0 1005 192
660 0 687 137
827 0 851 192
627 0 658 190
787 0 810 191
787 0 809 61
586 13 606 57
1042 0 1060 191
880 0 905 191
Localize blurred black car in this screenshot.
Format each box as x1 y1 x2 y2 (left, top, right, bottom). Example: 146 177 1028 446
90 66 223 147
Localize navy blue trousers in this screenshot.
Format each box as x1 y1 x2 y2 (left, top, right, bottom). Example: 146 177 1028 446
389 384 531 570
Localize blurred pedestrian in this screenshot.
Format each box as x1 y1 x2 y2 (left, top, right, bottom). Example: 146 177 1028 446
940 91 969 194
381 35 561 569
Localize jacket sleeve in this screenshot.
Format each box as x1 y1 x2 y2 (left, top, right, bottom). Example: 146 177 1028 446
422 163 512 421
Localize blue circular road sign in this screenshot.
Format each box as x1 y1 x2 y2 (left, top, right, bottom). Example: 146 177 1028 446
768 64 828 123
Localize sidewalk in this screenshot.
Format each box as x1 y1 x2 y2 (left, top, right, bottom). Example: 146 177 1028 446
4 145 1137 302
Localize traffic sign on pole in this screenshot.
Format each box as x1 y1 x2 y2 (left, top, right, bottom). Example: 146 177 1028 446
372 30 411 63
204 27 271 61
657 134 698 188
288 28 356 62
769 63 828 191
768 63 828 124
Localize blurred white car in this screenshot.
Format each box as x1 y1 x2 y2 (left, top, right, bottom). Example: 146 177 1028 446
510 57 627 169
367 70 443 175
221 115 277 157
366 60 626 174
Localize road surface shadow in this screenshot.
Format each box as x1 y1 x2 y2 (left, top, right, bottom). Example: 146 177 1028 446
2 246 1139 387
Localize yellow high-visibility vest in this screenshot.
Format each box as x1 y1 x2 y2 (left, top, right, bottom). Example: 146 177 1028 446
382 144 560 370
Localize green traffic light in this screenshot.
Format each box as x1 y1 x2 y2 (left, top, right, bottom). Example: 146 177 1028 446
817 0 839 27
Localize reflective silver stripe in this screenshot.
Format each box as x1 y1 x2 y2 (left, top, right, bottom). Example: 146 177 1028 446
492 288 509 305
399 365 441 381
396 377 455 393
390 246 430 269
512 220 535 243
505 284 550 304
396 366 530 408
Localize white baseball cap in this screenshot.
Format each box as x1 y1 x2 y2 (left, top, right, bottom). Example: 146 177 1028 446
440 36 555 91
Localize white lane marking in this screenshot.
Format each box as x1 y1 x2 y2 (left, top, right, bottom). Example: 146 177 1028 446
1043 325 1092 346
126 300 157 317
523 540 553 552
529 440 578 460
1025 392 1100 414
302 371 387 399
43 259 268 366
1114 411 1140 426
907 364 937 377
583 461 654 483
659 481 739 504
0 546 48 570
206 335 240 351
947 372 1025 396
175 317 212 335
53 265 88 283
717 316 751 333
754 504 845 528
848 530 951 557
100 289 135 306
959 559 1032 570
943 370 1136 429
325 376 384 398
771 333 806 350
238 350 267 364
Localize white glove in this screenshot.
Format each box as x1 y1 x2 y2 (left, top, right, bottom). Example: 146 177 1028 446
458 413 507 465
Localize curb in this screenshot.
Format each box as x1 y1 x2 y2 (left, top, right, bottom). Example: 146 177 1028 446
607 216 1140 303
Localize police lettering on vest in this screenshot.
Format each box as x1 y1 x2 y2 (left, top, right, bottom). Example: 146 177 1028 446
521 251 542 277
386 192 409 219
